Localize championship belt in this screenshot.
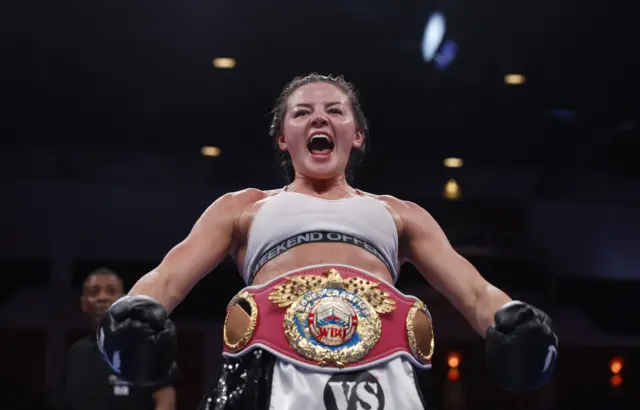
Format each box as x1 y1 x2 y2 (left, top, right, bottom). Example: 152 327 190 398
222 265 435 372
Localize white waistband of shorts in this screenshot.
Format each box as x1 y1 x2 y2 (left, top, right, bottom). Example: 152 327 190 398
222 343 431 374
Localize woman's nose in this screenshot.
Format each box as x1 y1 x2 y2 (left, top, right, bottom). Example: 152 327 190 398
310 113 329 127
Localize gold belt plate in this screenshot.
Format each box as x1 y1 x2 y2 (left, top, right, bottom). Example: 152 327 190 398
268 269 396 367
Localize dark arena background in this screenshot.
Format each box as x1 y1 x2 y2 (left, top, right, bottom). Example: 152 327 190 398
2 0 639 409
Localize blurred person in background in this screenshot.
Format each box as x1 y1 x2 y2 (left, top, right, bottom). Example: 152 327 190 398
48 268 178 410
96 74 558 410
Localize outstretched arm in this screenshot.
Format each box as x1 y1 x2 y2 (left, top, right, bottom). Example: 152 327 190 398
399 201 510 336
129 189 262 313
97 189 263 385
396 199 558 391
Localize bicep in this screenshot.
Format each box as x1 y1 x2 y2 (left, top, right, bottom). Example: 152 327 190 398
404 206 487 316
408 231 483 312
404 205 511 334
160 211 234 282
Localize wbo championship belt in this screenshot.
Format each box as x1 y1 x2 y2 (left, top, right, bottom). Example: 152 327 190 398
222 265 435 372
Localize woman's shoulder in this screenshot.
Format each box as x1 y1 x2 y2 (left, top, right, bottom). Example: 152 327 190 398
355 189 407 207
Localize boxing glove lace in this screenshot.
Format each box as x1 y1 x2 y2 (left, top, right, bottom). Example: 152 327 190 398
485 301 558 392
97 295 177 386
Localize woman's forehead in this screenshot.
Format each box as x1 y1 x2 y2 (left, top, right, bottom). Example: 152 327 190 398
288 82 349 106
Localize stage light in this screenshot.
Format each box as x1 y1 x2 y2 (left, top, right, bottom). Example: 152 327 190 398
504 74 526 85
609 357 624 374
447 368 460 381
201 146 221 157
212 57 236 69
421 10 459 70
447 352 460 368
443 179 461 200
443 157 463 168
422 12 446 62
610 374 623 387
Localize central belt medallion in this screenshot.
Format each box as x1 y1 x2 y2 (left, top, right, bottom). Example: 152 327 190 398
268 269 396 367
308 296 358 346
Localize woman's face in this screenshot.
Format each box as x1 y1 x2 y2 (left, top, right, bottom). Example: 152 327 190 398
277 82 363 180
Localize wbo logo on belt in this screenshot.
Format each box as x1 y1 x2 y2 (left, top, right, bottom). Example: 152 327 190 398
268 269 396 367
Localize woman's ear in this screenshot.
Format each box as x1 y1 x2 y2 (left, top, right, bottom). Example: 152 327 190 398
277 135 288 151
352 130 364 149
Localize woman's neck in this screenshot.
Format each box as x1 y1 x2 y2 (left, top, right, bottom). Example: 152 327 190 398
288 174 356 199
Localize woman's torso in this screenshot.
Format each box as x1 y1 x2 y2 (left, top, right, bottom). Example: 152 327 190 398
232 189 404 285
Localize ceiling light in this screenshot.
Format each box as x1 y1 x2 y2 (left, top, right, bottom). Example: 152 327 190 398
443 178 461 200
212 57 236 69
422 12 446 62
444 157 463 168
504 74 526 85
201 146 221 157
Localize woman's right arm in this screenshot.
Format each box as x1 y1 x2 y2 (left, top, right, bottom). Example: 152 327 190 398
128 189 261 313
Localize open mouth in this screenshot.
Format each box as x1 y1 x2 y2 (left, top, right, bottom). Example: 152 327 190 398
306 134 334 155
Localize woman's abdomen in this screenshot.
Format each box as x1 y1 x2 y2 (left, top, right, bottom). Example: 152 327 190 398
250 242 394 285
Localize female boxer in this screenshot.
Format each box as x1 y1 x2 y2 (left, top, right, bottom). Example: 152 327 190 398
97 74 558 410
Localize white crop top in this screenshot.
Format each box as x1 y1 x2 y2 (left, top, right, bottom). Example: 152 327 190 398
242 191 400 284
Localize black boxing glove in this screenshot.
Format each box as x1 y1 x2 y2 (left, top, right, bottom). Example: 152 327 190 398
97 295 177 386
485 301 558 392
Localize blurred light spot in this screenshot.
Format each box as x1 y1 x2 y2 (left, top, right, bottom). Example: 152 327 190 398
444 157 463 168
213 58 236 69
610 357 624 374
447 352 460 368
610 375 623 387
201 146 221 157
447 368 460 381
443 178 461 200
505 74 526 85
434 40 458 70
422 12 446 62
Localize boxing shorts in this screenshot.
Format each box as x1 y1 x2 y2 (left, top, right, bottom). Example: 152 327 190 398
198 265 436 410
